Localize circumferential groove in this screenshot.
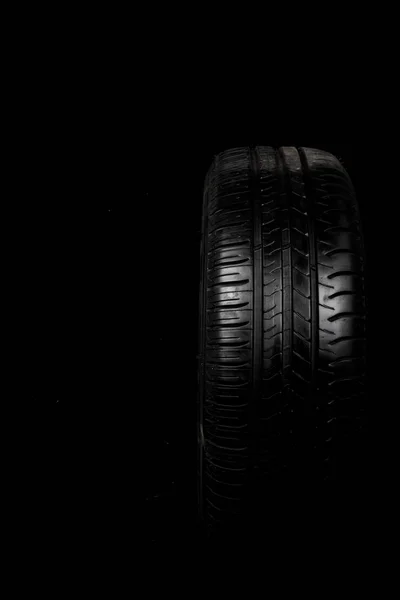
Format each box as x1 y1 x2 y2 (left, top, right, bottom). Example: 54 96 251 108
250 146 263 471
277 148 293 399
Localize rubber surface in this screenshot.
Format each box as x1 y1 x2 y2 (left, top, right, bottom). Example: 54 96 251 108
197 146 367 537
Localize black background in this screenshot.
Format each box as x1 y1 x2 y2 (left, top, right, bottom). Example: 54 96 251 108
6 38 378 553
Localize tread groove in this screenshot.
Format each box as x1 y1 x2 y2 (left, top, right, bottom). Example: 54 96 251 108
324 248 359 258
327 291 357 300
277 147 293 410
298 147 318 397
327 312 364 323
327 270 362 280
250 147 263 473
328 336 366 346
